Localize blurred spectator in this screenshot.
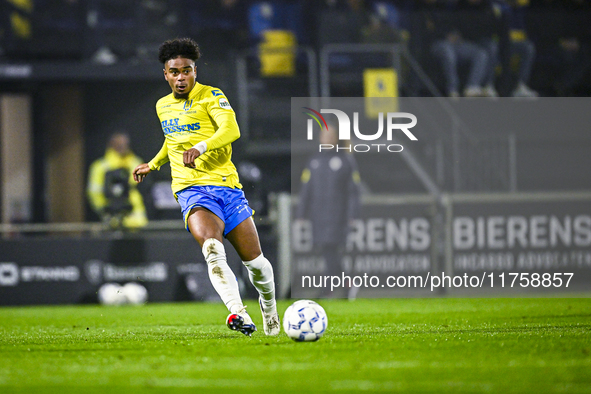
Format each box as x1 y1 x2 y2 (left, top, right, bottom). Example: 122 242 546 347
361 2 406 45
552 0 591 96
418 0 489 97
86 0 139 64
453 0 509 97
87 132 148 230
359 1 410 91
296 124 361 297
528 0 591 96
495 0 538 97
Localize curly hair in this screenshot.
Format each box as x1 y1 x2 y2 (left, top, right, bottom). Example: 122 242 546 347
158 38 201 64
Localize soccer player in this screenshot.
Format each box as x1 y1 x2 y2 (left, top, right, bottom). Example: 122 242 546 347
132 38 279 336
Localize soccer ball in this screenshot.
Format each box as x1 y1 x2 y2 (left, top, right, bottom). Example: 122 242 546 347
98 282 148 305
283 300 328 342
97 282 126 305
121 282 148 305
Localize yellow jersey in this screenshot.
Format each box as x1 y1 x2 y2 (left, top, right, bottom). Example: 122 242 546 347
148 83 242 194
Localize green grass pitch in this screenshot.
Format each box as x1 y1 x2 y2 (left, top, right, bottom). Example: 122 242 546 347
1 297 590 393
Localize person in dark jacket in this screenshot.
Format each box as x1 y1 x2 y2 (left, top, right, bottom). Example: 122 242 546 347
296 124 362 297
496 0 539 97
453 0 510 97
552 0 591 95
419 0 490 97
528 0 591 95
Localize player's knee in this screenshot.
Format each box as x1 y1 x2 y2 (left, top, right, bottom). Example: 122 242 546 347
243 254 273 277
202 238 226 264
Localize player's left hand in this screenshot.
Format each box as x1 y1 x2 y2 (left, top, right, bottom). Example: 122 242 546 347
183 148 201 168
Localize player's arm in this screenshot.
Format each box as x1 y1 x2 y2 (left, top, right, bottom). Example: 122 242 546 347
183 112 239 168
204 110 240 151
134 140 169 182
184 93 240 167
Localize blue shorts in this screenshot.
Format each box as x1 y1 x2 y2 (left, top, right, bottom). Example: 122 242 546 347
176 186 254 237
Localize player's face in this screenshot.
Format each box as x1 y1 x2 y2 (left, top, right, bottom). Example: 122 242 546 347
164 57 197 99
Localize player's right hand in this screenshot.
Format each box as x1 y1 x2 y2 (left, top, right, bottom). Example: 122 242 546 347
133 163 151 183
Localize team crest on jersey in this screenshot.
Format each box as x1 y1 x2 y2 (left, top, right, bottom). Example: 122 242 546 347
219 98 232 109
183 100 193 111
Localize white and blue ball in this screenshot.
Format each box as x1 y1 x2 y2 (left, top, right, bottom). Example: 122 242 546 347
97 282 127 305
97 282 148 305
121 282 148 305
283 300 328 342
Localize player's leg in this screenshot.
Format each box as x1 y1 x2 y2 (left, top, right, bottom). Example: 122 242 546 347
187 207 256 336
226 217 280 336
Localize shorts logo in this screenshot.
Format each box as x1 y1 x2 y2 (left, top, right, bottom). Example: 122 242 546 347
219 98 232 110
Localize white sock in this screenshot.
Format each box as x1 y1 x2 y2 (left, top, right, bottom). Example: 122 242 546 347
242 253 276 309
202 238 243 313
